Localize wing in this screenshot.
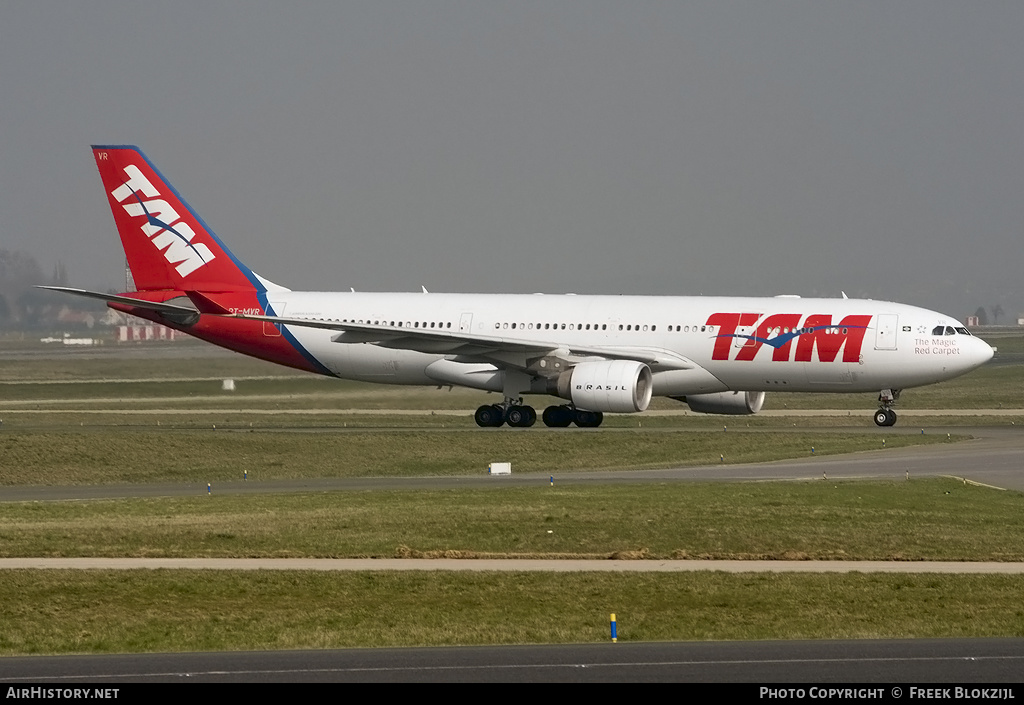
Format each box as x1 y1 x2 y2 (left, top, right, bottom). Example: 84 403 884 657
195 304 695 374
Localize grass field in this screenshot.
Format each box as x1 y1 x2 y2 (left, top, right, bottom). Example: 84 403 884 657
3 571 1023 654
1 342 1023 654
1 366 1022 409
0 427 958 485
1 336 1023 414
1 478 1022 561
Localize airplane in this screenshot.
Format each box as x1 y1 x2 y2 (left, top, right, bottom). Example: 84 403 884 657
44 145 995 429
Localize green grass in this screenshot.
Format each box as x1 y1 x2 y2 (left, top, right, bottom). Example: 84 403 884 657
2 479 1022 560
0 428 956 485
1 345 1021 656
977 332 1024 354
762 364 1024 410
0 343 290 382
1 570 1022 654
2 346 1022 412
2 367 1020 410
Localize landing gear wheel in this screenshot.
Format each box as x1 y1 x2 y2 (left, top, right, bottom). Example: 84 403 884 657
873 409 897 427
475 404 506 427
573 410 604 428
542 405 574 428
506 405 536 428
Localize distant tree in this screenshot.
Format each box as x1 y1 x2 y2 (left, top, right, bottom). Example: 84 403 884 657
0 249 44 325
974 307 989 326
50 261 69 287
991 304 1004 325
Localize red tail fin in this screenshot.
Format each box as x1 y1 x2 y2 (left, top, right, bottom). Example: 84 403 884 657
92 145 262 293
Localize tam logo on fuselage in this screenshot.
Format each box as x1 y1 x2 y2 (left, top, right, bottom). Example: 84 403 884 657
706 313 872 363
109 164 215 277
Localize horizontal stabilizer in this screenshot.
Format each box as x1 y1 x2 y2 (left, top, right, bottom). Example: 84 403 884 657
37 286 198 315
184 291 234 315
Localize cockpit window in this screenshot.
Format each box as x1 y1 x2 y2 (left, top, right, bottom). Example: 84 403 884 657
955 327 971 336
945 326 956 335
932 326 944 335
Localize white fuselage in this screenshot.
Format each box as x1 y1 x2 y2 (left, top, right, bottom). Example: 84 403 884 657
259 291 993 397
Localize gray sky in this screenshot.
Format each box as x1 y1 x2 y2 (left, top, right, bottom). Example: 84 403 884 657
2 2 1022 319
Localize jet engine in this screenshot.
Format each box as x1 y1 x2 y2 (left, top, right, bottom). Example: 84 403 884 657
554 360 653 413
682 391 765 415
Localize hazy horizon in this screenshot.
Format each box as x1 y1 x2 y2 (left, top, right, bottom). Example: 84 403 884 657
2 3 1021 322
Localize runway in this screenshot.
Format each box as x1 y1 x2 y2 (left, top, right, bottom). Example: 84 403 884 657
2 639 1023 683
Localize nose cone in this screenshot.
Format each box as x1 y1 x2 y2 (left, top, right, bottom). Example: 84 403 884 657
962 336 995 371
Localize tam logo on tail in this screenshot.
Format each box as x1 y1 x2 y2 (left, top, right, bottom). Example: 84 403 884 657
102 157 216 277
93 145 263 293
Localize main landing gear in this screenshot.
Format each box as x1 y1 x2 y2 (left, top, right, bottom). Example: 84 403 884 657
541 405 603 428
474 402 537 428
873 389 901 427
473 402 605 428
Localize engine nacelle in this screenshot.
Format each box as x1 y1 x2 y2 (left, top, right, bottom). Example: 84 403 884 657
684 391 765 415
554 360 653 413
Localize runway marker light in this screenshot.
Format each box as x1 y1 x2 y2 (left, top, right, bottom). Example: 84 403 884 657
811 446 815 454
720 454 724 463
550 476 554 486
610 613 617 642
207 483 211 495
244 470 247 481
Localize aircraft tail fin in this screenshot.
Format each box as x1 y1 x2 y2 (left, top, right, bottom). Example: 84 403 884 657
92 145 277 293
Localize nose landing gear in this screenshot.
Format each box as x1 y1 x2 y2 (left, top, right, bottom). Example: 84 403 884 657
873 389 900 427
